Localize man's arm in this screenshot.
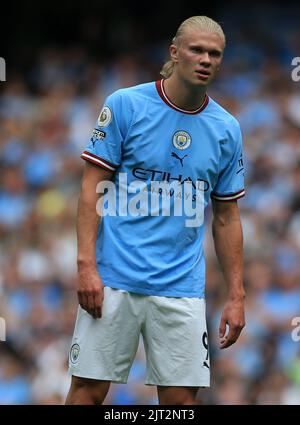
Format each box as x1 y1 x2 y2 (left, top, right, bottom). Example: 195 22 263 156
77 161 114 318
211 199 245 349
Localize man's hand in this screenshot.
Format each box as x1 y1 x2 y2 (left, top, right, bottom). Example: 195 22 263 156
77 268 104 319
219 297 245 349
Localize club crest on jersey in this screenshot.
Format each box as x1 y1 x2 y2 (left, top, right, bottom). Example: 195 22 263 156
172 131 191 150
97 106 112 127
70 343 80 364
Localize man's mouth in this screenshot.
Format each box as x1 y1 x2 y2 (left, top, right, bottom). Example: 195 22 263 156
195 69 211 77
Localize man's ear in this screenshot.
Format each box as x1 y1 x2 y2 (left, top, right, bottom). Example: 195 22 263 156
170 44 178 63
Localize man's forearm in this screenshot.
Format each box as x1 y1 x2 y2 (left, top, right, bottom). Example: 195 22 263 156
212 213 245 300
76 163 113 272
77 186 100 271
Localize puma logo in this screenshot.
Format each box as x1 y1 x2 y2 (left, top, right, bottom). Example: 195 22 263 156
171 152 188 166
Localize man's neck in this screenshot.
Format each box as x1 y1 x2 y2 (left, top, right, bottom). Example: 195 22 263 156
163 76 207 111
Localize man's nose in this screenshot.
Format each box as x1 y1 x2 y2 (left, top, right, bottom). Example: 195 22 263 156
200 52 211 65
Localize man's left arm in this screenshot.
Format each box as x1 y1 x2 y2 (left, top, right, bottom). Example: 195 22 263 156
211 199 245 349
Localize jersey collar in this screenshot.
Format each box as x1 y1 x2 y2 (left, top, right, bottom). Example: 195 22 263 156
155 79 209 114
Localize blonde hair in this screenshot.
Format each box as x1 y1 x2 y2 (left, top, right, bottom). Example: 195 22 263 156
160 16 225 78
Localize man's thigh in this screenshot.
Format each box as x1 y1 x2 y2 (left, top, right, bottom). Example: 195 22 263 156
66 376 111 405
157 386 200 405
68 287 144 383
143 296 210 387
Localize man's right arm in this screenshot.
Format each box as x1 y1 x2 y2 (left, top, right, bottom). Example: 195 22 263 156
77 161 114 318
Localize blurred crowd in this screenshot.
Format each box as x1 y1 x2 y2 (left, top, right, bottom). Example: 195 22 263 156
1 5 300 404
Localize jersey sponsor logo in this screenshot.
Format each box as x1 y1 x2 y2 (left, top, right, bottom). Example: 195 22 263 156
91 129 106 147
132 167 210 191
97 172 205 227
172 130 191 150
97 106 112 127
171 151 188 166
70 343 80 364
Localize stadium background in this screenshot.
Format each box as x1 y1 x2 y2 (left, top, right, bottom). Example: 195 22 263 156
1 0 300 404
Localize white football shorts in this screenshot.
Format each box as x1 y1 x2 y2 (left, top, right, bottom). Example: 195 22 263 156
68 286 210 387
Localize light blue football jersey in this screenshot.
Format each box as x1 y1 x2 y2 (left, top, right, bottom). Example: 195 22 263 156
81 80 245 297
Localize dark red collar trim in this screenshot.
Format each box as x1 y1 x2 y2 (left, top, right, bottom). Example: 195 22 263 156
155 79 209 114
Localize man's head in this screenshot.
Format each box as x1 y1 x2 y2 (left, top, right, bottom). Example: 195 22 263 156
161 16 225 87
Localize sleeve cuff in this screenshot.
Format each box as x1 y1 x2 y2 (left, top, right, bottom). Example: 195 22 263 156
211 189 245 202
80 151 118 172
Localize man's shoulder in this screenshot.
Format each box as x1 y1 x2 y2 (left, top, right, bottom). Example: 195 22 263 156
109 81 156 103
207 96 240 129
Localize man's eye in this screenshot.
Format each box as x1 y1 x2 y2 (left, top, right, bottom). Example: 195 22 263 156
191 48 202 53
210 51 221 57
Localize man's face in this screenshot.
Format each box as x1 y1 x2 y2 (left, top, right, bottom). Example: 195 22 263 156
170 29 225 87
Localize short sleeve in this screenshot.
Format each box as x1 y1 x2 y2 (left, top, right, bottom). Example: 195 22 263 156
81 91 126 172
211 118 245 202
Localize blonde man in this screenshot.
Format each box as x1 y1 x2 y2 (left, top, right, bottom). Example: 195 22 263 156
66 16 245 405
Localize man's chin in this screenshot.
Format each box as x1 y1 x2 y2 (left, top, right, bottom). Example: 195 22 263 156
190 78 211 87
